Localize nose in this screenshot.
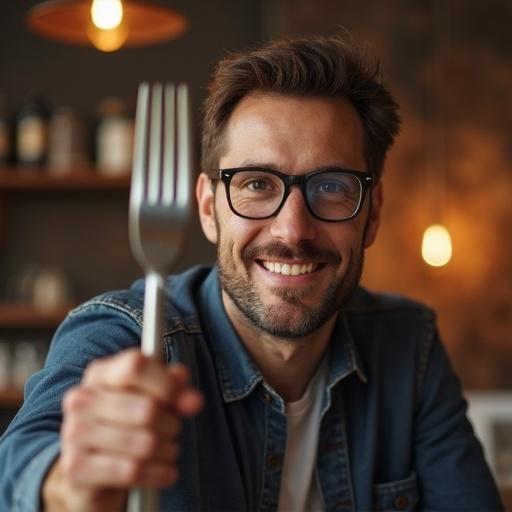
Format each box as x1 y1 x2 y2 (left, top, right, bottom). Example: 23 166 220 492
269 186 316 244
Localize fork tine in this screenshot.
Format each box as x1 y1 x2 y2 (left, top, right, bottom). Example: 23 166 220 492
176 83 192 209
162 83 176 205
148 83 163 205
131 82 150 207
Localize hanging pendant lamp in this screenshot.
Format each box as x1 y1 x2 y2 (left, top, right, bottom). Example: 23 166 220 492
26 0 189 52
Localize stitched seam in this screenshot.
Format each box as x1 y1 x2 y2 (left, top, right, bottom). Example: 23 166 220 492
222 371 262 402
257 400 270 512
70 297 144 325
338 395 356 510
70 299 203 337
373 472 418 493
415 309 436 412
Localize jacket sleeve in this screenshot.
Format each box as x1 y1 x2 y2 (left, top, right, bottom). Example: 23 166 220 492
0 299 141 511
414 328 504 511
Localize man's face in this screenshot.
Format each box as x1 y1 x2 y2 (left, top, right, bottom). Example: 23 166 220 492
197 93 382 339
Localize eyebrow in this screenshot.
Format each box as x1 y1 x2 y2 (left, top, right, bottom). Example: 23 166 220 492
234 161 353 173
236 160 280 170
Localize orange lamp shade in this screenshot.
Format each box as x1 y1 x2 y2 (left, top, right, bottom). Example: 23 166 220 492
26 0 189 52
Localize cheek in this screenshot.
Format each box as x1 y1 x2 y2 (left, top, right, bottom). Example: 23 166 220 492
216 206 261 258
329 222 362 251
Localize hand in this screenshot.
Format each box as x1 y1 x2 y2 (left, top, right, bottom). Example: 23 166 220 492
42 348 203 512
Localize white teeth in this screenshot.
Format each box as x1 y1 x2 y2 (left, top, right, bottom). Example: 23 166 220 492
262 261 316 276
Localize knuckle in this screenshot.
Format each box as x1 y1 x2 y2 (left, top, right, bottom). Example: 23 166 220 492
124 350 147 376
83 359 102 381
62 387 87 412
122 458 142 483
61 416 87 444
60 450 84 477
138 398 159 426
137 432 158 458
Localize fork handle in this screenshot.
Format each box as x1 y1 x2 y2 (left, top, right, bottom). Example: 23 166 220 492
127 488 159 512
127 272 165 512
141 271 165 359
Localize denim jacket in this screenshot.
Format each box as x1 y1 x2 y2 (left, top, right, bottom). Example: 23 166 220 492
0 265 503 511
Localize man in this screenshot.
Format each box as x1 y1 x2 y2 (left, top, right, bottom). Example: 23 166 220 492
0 35 503 511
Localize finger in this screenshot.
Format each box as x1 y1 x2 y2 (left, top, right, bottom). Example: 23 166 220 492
61 447 177 488
162 363 194 408
63 387 182 437
82 349 183 404
175 389 204 417
62 415 181 462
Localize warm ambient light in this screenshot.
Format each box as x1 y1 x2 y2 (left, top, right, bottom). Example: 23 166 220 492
26 1 189 52
91 0 123 30
422 224 453 267
88 0 127 52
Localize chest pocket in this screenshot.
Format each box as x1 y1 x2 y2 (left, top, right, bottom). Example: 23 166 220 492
372 472 419 511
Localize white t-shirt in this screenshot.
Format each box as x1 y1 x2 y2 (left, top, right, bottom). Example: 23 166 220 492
277 358 328 512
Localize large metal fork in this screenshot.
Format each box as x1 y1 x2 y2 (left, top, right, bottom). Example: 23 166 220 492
127 82 192 512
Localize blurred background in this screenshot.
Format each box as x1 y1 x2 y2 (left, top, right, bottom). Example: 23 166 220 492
0 0 510 500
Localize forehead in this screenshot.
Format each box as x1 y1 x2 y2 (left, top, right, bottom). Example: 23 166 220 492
221 92 365 171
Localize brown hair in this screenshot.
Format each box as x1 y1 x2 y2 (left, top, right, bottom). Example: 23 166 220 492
201 34 401 178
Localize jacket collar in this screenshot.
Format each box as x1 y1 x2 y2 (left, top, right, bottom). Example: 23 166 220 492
198 267 367 403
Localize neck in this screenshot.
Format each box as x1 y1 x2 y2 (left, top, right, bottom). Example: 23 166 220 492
222 291 335 402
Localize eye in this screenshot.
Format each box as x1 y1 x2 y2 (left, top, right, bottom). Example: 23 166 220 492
308 173 360 199
246 179 271 191
232 172 281 195
313 179 351 196
316 180 346 194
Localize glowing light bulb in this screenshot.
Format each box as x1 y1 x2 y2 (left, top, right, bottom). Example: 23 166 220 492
91 0 123 30
88 0 127 51
422 224 453 267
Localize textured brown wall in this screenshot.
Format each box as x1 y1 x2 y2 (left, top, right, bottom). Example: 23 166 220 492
263 0 512 389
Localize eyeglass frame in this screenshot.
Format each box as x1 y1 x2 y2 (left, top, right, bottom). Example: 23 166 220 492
215 166 375 223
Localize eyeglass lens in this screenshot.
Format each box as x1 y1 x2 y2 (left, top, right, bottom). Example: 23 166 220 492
228 170 363 221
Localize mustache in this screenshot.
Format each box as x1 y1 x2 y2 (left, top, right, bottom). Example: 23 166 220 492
243 241 341 265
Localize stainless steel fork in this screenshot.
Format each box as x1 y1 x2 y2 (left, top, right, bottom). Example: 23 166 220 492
127 82 193 512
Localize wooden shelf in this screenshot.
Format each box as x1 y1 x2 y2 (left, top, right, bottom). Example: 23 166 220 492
0 303 74 329
0 387 24 407
0 166 131 190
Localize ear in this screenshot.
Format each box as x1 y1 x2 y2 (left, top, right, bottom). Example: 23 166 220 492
363 180 383 248
196 173 218 244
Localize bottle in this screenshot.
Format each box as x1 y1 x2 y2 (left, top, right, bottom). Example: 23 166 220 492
48 107 88 173
16 95 50 167
96 98 134 176
0 94 12 165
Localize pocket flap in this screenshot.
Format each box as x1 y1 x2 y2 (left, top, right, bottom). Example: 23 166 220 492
373 472 419 511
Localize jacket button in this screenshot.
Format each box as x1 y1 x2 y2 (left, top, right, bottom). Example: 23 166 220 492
262 392 272 403
394 495 409 509
266 454 280 468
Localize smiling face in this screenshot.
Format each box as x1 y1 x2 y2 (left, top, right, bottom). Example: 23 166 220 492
197 92 382 340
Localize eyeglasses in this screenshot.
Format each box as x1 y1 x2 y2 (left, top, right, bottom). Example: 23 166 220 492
217 167 374 222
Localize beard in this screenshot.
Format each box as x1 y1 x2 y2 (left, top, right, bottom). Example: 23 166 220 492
216 234 364 340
